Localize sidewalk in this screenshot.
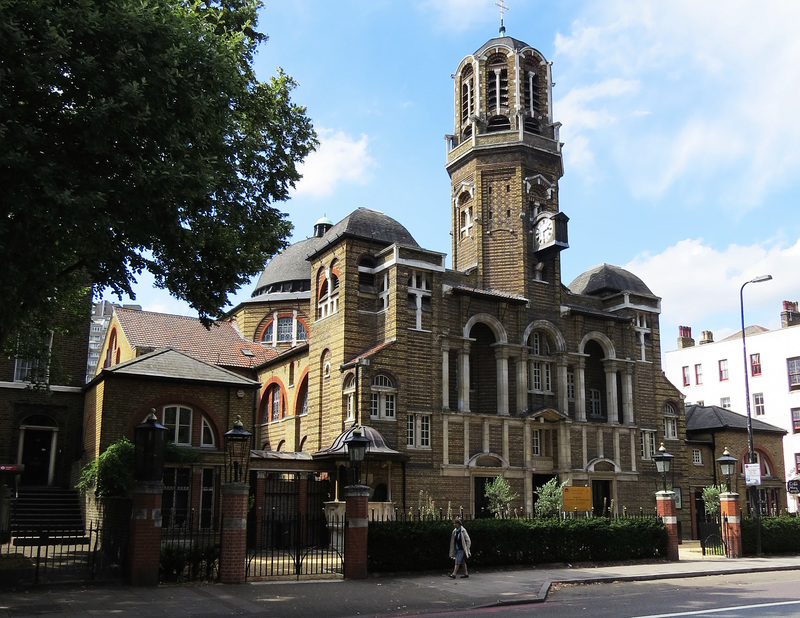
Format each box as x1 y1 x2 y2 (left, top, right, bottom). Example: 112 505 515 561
2 544 800 617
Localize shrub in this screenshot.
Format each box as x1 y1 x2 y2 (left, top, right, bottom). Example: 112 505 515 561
75 437 135 497
484 477 519 519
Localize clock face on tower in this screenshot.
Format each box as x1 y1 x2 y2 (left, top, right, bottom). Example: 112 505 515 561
535 217 554 246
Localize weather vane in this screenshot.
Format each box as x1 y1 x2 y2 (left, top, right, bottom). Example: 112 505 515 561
495 0 509 35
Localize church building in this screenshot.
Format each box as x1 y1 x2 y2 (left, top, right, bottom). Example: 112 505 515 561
223 29 688 524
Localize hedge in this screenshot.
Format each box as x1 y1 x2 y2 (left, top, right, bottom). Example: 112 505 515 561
367 517 668 572
742 515 800 555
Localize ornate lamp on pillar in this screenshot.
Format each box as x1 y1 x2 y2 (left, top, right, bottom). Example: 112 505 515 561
129 410 167 586
343 427 370 579
653 443 679 561
219 415 252 584
717 446 742 558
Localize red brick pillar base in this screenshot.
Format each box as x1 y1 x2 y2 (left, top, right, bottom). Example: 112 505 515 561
656 490 679 561
220 482 249 584
720 492 741 558
128 481 163 586
344 485 369 580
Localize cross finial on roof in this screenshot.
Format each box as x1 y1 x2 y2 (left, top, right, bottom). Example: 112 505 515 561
495 0 509 35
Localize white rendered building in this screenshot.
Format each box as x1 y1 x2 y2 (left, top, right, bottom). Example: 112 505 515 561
664 301 800 510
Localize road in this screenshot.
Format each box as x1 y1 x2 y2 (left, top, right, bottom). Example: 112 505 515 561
394 571 800 617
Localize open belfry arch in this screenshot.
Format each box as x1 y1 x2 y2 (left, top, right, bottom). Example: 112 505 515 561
238 22 686 526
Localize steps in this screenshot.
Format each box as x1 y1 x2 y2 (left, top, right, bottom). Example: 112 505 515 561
10 487 85 537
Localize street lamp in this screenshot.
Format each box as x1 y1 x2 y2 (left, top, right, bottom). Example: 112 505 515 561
740 274 771 555
224 415 252 483
134 410 168 482
344 427 370 486
717 447 737 493
653 443 674 493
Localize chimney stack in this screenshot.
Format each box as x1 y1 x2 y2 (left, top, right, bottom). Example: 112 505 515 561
782 300 800 328
678 325 695 349
699 330 714 345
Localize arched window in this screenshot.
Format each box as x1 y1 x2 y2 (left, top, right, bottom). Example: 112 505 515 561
370 375 396 420
265 384 284 422
317 266 340 319
460 65 475 137
743 451 772 477
295 376 309 416
529 331 554 394
343 374 356 422
163 405 192 445
663 402 678 440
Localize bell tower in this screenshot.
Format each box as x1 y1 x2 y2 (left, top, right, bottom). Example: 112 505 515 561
445 32 567 299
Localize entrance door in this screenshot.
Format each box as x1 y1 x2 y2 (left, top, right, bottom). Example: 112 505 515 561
21 429 53 485
592 480 612 516
474 476 492 518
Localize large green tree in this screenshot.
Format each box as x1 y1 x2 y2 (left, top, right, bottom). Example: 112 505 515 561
0 0 316 352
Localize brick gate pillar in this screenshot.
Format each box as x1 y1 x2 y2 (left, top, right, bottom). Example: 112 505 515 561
656 490 679 561
128 480 163 586
344 485 369 579
720 492 741 558
219 482 249 584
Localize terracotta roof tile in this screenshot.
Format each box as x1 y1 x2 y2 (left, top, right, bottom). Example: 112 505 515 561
115 307 277 369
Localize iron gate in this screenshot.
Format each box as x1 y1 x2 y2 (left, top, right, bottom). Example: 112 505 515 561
246 472 343 580
699 518 725 556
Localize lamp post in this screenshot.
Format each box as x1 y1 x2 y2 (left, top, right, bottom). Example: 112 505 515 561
653 443 674 493
717 447 737 493
224 415 252 484
344 427 370 486
133 410 167 482
740 274 771 556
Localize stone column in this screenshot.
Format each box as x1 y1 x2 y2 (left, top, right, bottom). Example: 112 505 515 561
344 485 370 579
128 480 163 586
656 490 679 561
219 482 249 584
622 365 634 425
575 357 587 422
556 359 569 416
496 345 509 416
441 341 450 411
604 361 619 425
516 350 528 415
720 492 742 558
458 342 471 412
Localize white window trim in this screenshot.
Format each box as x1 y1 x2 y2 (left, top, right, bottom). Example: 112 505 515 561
407 413 431 449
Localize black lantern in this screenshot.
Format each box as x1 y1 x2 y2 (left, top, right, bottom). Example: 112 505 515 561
344 427 370 486
224 415 252 483
653 443 674 493
717 447 738 492
134 410 168 482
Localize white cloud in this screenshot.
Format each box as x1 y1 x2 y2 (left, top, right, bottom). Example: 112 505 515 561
293 128 376 198
625 237 800 345
552 0 800 211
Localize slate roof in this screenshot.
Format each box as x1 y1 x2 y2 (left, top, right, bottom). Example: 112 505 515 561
312 424 409 462
251 236 326 297
306 208 419 260
114 307 276 368
685 404 786 435
445 282 528 304
474 36 536 56
720 325 770 342
102 348 260 387
568 263 655 297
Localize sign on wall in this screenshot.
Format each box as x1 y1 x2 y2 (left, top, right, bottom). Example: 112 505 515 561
788 479 800 494
562 485 592 512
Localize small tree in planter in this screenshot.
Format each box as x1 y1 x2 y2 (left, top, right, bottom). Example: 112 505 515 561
485 477 519 518
702 485 726 519
535 477 567 518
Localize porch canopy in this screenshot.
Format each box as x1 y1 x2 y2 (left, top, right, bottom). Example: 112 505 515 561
312 425 409 463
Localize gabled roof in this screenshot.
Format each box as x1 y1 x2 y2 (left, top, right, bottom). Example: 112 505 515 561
114 307 276 368
720 325 770 342
685 404 786 435
102 348 260 387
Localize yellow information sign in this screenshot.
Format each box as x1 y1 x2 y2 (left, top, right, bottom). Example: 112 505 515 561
562 485 592 512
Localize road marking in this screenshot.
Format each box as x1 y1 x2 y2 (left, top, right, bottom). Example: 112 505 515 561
634 599 800 617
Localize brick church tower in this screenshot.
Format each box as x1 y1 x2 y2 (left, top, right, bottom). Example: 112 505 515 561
446 34 568 301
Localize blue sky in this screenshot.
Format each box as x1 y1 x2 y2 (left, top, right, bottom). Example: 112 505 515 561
104 0 800 356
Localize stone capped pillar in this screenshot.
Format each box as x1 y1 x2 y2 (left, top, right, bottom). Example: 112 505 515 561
656 490 679 561
720 492 742 558
219 482 249 584
344 485 369 579
128 480 163 586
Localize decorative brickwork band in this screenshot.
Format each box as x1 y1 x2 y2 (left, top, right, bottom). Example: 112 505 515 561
128 481 163 586
656 490 679 561
344 485 370 580
720 492 742 558
219 482 250 584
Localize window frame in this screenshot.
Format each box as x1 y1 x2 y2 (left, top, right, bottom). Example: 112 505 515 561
682 366 690 387
694 364 703 385
407 413 431 449
753 392 765 416
163 405 193 446
641 430 657 460
369 375 396 420
719 359 729 381
793 408 800 434
692 449 703 465
750 353 762 377
788 357 800 391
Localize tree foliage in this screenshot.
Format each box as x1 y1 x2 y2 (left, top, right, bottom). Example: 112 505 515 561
535 477 567 518
702 484 726 516
484 476 519 518
0 0 317 351
76 437 135 497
